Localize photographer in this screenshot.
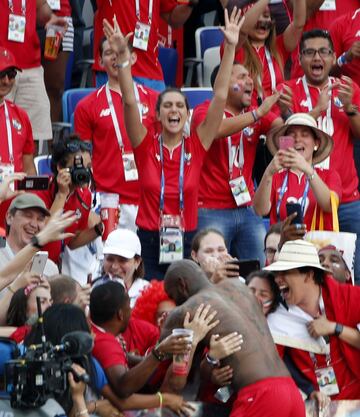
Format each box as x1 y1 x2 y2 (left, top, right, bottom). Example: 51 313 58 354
35 137 103 264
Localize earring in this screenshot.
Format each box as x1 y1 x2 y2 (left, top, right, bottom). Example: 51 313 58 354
314 146 318 151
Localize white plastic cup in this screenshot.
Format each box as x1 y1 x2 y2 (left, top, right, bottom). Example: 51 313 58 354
172 328 193 375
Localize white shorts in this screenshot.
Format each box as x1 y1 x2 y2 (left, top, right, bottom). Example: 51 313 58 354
7 66 52 141
118 204 138 232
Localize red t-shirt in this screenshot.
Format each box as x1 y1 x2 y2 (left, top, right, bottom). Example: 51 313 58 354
330 9 360 87
0 100 35 169
134 125 207 231
91 323 128 369
122 317 159 356
269 168 342 230
34 179 91 263
290 0 359 79
222 35 288 103
93 0 177 80
286 276 360 400
192 100 277 208
284 76 360 203
74 84 158 204
0 0 40 69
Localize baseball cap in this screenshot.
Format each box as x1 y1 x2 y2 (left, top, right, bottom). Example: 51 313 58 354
9 194 50 216
103 229 141 259
0 47 21 73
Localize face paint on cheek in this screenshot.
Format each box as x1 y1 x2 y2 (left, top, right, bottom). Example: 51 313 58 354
232 83 242 93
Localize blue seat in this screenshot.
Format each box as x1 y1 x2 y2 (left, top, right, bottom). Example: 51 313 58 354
158 47 178 87
62 88 96 124
181 87 213 109
34 155 52 175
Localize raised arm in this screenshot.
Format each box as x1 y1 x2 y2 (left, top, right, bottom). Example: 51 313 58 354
103 18 147 148
197 8 245 150
282 0 306 52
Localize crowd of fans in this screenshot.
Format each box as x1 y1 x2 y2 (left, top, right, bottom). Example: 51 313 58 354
0 0 360 416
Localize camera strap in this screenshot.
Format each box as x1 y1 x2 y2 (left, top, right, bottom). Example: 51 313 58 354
75 189 91 211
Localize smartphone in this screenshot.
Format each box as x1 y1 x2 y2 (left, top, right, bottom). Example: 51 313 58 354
279 135 295 150
17 176 49 190
286 203 303 225
239 259 260 278
30 251 48 275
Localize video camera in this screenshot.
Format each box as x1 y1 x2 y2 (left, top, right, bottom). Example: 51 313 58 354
4 298 93 409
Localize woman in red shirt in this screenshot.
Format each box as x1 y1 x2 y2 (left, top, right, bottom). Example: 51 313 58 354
103 9 244 280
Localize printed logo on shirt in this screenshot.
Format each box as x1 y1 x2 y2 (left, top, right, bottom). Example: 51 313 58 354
185 153 192 164
75 208 82 219
333 96 343 108
100 108 111 117
243 126 254 139
141 104 149 115
12 119 22 131
300 100 311 108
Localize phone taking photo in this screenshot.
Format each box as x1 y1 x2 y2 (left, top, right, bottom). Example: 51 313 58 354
286 203 304 225
279 135 295 151
17 176 49 191
30 251 48 275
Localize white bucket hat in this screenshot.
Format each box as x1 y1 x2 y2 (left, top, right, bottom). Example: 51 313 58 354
263 239 327 272
103 229 141 259
266 113 333 164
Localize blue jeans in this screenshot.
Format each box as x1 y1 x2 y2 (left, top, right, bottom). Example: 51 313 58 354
137 229 196 281
339 200 360 285
197 207 266 266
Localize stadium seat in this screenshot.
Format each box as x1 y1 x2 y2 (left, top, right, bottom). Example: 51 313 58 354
62 88 96 124
203 46 221 87
34 155 52 176
181 87 213 109
158 47 178 87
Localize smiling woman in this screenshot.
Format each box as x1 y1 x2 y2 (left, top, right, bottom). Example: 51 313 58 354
103 8 245 279
253 113 341 231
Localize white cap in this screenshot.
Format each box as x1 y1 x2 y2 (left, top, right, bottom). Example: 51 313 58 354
103 229 141 259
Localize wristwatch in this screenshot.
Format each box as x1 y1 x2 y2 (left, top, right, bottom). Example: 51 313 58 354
94 222 104 237
334 323 344 336
30 235 43 249
205 353 220 368
345 105 358 117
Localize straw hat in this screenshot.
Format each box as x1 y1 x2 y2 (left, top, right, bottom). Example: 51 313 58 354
263 239 327 272
266 113 333 164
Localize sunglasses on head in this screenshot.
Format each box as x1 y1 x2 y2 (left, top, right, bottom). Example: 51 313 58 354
65 141 93 153
0 69 17 80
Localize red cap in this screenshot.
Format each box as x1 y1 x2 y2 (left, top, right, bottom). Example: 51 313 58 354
0 47 22 73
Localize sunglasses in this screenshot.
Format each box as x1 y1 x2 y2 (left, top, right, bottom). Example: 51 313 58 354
301 48 333 58
65 141 93 153
0 69 17 80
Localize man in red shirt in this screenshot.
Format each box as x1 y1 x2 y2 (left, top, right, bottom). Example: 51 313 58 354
278 29 360 285
191 62 282 265
75 38 158 231
93 0 197 91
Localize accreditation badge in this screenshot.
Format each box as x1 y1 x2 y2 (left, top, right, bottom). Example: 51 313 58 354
159 214 183 264
315 366 340 396
8 14 26 43
122 152 138 182
0 163 15 191
133 21 150 51
229 176 251 206
47 0 61 10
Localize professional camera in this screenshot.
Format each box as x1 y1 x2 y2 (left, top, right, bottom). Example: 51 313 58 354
70 155 91 186
4 331 93 409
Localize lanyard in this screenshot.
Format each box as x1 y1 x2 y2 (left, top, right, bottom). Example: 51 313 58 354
276 171 310 221
3 102 14 164
256 47 276 100
105 83 141 152
8 0 26 14
301 76 333 134
159 136 185 213
227 132 244 178
135 0 153 23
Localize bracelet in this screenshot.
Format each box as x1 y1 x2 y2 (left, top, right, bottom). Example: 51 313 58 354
251 109 259 122
337 53 347 67
115 60 130 69
306 170 316 181
345 105 358 117
205 353 220 368
75 409 88 417
334 323 344 336
7 285 15 294
151 345 167 361
30 235 43 249
157 391 163 408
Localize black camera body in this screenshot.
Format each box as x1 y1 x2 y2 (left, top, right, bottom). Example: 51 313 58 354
70 155 91 186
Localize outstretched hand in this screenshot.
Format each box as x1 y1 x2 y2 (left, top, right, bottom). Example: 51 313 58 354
209 332 244 360
0 173 26 203
184 304 219 345
221 7 245 47
103 17 132 59
36 210 77 246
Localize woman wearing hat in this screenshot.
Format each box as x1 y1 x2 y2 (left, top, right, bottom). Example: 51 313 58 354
265 239 360 399
253 113 341 230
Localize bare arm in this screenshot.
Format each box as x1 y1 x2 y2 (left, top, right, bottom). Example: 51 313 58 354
103 18 147 148
282 0 306 52
22 155 37 175
197 8 244 150
161 1 197 28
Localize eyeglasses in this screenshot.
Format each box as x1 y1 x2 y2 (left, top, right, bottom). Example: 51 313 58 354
301 48 333 58
65 141 93 153
0 69 17 80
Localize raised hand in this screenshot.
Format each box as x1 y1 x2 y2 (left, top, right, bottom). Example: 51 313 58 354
103 17 132 59
338 76 354 110
221 7 245 47
258 91 281 117
36 210 77 246
184 304 219 345
0 172 26 203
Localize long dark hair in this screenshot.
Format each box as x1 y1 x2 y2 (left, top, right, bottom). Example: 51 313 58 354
246 270 281 314
6 288 28 327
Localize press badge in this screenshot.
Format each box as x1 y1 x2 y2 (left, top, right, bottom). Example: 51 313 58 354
0 163 15 191
319 0 336 10
315 366 340 396
159 214 183 264
47 0 61 10
122 152 138 182
133 21 150 51
229 176 251 206
8 14 26 43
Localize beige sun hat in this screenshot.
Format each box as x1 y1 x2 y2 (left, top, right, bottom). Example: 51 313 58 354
266 113 333 164
263 239 327 272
